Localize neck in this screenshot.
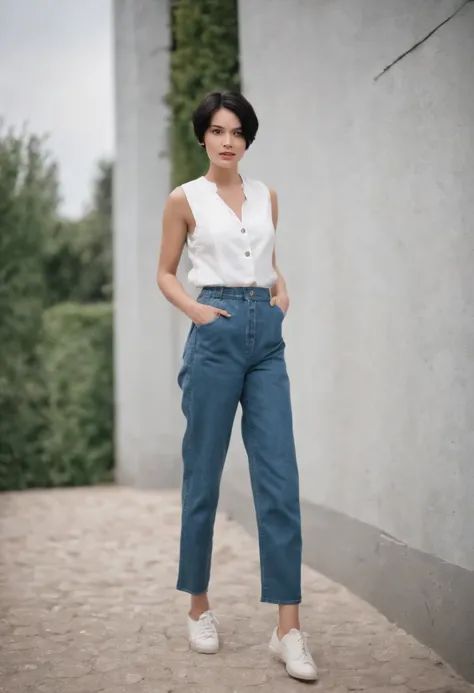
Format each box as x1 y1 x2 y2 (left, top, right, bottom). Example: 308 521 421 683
205 164 242 188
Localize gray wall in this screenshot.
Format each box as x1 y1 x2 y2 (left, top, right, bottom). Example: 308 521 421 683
113 0 182 489
113 0 474 681
222 0 474 681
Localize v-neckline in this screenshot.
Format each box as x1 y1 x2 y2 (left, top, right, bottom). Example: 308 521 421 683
202 175 247 224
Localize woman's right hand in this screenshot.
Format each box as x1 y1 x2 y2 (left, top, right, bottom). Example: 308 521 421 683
188 302 231 326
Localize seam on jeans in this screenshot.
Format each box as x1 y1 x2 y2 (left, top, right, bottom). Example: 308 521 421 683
182 326 197 444
176 584 208 596
182 322 194 358
244 410 270 601
178 326 197 590
183 325 197 447
245 301 256 355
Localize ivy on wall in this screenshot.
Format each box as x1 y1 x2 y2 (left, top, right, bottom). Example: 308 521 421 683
168 0 241 188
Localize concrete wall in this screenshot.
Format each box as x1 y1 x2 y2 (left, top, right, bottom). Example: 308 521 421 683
113 0 182 489
113 0 474 680
220 0 474 681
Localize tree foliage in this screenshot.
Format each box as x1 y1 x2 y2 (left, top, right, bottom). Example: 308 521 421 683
0 126 58 489
0 125 114 491
41 302 114 487
43 160 113 305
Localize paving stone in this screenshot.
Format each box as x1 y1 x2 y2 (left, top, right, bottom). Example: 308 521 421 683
407 668 460 691
100 667 146 685
36 675 104 693
364 688 409 693
390 675 409 685
0 487 473 693
0 662 51 689
48 662 92 678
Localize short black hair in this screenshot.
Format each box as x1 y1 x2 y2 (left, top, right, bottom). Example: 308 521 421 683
192 91 259 150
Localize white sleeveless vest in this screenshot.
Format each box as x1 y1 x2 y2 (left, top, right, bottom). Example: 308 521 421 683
180 175 278 288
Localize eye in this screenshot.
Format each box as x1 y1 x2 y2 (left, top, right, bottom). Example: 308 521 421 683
211 128 222 135
234 131 243 137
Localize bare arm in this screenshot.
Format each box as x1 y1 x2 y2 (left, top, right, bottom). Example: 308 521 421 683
157 188 197 317
269 187 290 311
157 188 230 324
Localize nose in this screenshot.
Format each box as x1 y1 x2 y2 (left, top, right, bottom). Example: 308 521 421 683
223 133 232 148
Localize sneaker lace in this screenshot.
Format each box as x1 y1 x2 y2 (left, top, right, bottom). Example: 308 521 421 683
199 611 219 640
295 631 312 663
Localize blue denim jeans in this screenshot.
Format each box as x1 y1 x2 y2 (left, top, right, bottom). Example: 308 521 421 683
176 286 302 604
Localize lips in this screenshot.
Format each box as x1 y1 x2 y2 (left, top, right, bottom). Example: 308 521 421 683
220 152 235 157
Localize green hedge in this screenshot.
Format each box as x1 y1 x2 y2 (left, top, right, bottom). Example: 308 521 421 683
40 302 114 487
168 0 241 187
0 129 56 491
43 161 113 307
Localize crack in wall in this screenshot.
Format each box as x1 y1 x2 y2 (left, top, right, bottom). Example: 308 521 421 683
374 0 473 81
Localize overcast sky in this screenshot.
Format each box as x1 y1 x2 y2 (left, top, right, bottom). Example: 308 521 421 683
0 0 114 218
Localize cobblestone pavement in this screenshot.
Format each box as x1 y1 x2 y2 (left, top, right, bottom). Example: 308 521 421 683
0 487 473 693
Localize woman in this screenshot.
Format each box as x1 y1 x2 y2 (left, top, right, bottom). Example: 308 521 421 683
157 91 318 682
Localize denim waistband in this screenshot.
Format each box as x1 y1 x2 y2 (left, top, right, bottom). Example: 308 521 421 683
199 286 272 302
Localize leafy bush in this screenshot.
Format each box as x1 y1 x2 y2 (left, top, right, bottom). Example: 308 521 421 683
43 160 113 306
168 0 241 187
40 302 114 487
0 127 58 490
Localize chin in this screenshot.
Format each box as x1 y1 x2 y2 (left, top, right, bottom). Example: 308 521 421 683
215 157 241 168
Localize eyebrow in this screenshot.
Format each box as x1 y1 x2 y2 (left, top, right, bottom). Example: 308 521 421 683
210 124 242 130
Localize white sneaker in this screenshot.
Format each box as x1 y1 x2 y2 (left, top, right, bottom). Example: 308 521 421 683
187 610 219 654
269 627 318 681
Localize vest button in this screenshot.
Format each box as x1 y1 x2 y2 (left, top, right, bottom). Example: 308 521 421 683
241 228 246 233
245 251 250 257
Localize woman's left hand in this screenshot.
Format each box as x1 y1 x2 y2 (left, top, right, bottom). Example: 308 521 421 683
270 293 290 315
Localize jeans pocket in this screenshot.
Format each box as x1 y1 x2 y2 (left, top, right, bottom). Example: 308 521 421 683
195 297 226 328
274 304 285 320
178 323 197 389
182 322 196 357
196 314 221 329
196 313 221 330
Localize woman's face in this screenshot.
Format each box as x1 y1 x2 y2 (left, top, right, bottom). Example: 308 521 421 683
203 108 246 169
